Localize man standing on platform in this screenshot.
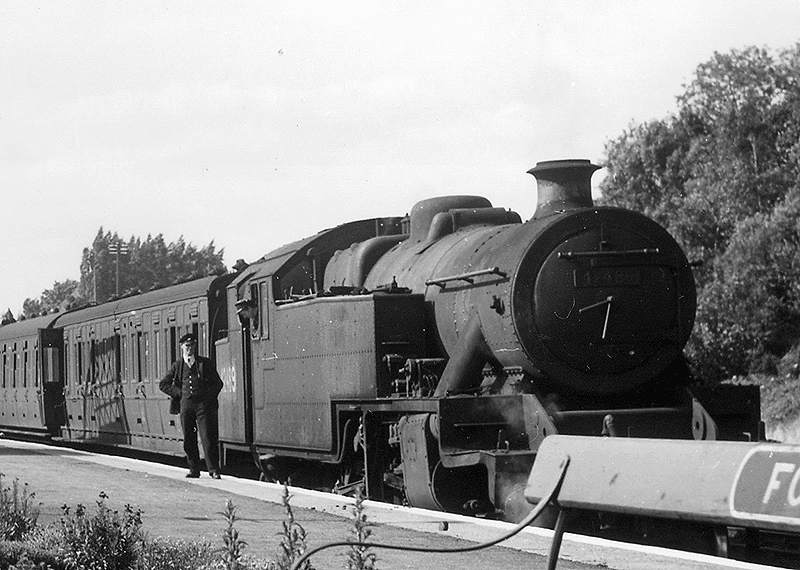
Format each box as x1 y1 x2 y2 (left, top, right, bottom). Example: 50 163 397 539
159 332 224 479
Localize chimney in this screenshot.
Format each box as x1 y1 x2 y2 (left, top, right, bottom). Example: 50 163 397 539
527 159 600 218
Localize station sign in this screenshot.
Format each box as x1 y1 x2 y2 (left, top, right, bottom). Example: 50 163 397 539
731 444 800 526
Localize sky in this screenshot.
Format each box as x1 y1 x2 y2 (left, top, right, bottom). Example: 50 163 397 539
2 1 800 316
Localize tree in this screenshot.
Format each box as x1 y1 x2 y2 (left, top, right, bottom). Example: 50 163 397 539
77 228 226 304
600 43 800 380
688 198 800 379
43 280 79 310
12 229 227 317
20 280 80 318
21 298 43 319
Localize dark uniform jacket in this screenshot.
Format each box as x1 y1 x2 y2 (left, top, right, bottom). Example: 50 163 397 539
159 356 224 414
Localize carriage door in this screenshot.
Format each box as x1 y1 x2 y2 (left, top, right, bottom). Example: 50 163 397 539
39 328 66 434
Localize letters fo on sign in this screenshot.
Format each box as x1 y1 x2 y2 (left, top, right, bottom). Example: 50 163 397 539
731 444 800 525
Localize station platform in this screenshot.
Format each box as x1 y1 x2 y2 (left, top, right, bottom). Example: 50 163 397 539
0 438 784 570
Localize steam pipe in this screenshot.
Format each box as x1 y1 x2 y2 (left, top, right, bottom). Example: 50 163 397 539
433 314 490 397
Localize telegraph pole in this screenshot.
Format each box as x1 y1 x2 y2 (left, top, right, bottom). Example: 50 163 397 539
107 241 129 297
90 251 97 303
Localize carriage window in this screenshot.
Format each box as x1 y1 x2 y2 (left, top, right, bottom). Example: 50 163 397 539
137 331 144 382
75 341 86 385
13 350 19 388
143 332 151 381
74 340 81 387
89 340 97 385
99 337 111 384
43 347 60 384
63 339 68 387
249 284 261 335
85 341 90 384
69 341 80 386
261 281 270 339
169 327 177 363
112 334 119 382
124 334 131 382
154 330 161 377
23 346 29 388
78 340 84 385
133 332 141 382
276 261 315 301
192 323 199 355
78 341 89 384
119 334 127 381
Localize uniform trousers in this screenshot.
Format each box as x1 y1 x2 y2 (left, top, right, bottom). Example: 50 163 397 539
180 398 220 473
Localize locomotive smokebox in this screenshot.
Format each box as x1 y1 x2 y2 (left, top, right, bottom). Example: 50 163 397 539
528 159 600 218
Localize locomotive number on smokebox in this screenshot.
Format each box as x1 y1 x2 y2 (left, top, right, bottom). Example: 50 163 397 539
573 267 641 288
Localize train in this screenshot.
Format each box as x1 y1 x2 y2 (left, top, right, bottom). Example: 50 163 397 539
0 159 763 522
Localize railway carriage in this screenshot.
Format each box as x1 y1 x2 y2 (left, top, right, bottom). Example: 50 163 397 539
0 275 233 452
56 275 233 451
0 313 63 437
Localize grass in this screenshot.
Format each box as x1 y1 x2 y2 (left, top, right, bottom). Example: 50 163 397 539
0 476 376 570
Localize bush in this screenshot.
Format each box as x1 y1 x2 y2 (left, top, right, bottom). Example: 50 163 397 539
135 536 216 570
1 478 383 570
0 539 68 570
0 474 40 541
58 492 144 570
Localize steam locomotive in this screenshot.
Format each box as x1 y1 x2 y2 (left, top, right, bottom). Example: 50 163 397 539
0 159 762 521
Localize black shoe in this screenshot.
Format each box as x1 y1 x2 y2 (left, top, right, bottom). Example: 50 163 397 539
186 471 201 478
210 471 221 480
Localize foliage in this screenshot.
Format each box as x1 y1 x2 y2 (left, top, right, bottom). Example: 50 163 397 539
3 519 218 570
76 228 227 306
267 485 313 570
218 500 248 570
15 229 226 318
600 42 800 382
345 486 376 570
58 492 144 570
0 477 384 570
135 536 216 570
18 524 65 558
0 474 40 542
687 197 800 379
1 309 14 325
19 279 79 320
0 540 68 570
